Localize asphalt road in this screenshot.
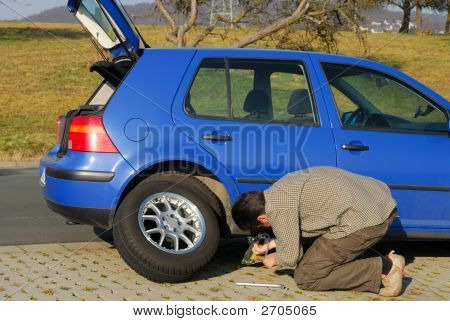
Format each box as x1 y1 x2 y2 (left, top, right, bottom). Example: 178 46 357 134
0 168 112 246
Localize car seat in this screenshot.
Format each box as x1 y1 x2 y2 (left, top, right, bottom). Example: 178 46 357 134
287 89 314 123
243 89 270 119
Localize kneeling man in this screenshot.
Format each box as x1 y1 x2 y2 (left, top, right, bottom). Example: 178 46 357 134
232 166 404 297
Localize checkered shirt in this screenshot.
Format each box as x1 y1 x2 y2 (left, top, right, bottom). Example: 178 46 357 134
264 166 397 268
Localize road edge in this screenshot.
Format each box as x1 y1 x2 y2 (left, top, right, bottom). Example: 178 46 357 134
0 161 39 169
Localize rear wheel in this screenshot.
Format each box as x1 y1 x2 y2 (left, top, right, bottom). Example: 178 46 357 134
113 172 220 282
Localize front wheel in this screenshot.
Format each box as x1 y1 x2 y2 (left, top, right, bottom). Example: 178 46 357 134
113 172 220 283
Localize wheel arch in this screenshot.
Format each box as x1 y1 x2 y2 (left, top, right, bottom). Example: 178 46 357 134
114 159 241 238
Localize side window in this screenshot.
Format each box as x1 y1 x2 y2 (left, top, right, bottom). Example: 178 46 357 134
322 63 448 133
229 68 255 119
187 59 229 118
186 58 317 125
270 71 313 123
329 87 359 116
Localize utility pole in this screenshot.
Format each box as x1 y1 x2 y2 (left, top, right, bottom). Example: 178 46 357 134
210 0 237 26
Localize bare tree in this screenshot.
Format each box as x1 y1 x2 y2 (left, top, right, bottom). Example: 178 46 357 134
415 0 447 34
155 0 198 47
446 0 450 33
416 0 423 33
233 0 311 48
426 0 449 33
382 0 415 33
151 0 371 51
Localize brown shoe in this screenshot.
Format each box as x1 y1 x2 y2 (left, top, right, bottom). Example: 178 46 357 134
379 251 405 297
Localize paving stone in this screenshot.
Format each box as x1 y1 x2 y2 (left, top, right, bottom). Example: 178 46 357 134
0 241 449 301
0 246 25 253
60 242 111 251
19 244 67 253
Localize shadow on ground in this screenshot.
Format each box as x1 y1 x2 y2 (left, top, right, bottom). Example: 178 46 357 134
92 224 450 284
194 239 450 282
93 227 114 244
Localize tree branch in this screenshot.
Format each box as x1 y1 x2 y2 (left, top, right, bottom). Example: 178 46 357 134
189 6 254 47
155 0 178 45
177 0 198 47
233 0 310 48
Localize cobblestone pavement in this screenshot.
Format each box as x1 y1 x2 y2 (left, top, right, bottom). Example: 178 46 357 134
0 239 449 301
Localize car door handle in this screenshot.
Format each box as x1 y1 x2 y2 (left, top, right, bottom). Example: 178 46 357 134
202 134 232 141
341 144 369 151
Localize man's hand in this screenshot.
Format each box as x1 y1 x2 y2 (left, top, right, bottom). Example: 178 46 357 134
252 242 269 254
252 239 277 255
263 252 277 268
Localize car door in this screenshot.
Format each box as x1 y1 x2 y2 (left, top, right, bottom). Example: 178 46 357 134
314 57 450 237
172 50 336 194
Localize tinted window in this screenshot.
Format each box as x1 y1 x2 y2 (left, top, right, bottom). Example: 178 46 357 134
323 63 448 133
229 68 255 119
270 71 312 123
187 59 229 118
186 59 316 124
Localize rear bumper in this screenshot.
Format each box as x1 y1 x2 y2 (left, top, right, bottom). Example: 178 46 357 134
46 199 114 229
40 147 136 227
46 166 115 182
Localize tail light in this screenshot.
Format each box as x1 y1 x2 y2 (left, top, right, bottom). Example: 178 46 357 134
56 115 63 144
67 115 118 153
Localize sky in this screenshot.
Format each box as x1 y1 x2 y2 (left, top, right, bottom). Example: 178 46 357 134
0 0 441 21
0 0 148 20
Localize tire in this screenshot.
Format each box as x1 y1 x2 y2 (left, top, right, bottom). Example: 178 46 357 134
113 172 220 283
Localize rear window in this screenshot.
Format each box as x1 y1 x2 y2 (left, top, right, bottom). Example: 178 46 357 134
76 0 119 48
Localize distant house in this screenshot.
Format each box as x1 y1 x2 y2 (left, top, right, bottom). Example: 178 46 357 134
362 19 418 33
359 26 369 32
370 21 383 33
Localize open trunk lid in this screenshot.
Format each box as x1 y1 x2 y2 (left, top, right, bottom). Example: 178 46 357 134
67 0 147 59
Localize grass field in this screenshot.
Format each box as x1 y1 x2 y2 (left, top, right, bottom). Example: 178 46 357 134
0 21 449 161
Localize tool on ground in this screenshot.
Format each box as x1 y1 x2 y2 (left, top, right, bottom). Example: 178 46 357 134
235 282 289 290
241 232 270 265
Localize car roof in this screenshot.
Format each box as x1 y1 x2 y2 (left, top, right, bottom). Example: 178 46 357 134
143 47 375 66
142 47 449 108
145 47 350 58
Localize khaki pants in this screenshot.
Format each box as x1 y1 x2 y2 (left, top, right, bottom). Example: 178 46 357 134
293 210 397 293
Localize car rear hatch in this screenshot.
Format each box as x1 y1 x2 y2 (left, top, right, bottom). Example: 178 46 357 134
55 1 149 158
67 0 148 60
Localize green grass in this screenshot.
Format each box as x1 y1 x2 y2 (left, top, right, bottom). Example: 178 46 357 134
0 21 449 160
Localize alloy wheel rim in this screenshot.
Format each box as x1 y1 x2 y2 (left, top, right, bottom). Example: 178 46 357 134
138 192 206 254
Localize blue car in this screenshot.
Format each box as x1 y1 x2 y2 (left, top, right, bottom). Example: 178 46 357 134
40 0 450 282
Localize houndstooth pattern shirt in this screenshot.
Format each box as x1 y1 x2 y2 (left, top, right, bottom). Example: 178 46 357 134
264 166 397 268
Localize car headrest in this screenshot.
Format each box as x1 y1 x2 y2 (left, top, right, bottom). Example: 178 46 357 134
243 89 270 114
287 89 312 115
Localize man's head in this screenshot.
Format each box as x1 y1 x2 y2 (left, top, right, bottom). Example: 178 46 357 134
232 191 270 231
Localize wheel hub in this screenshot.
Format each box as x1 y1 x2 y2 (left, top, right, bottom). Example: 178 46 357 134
162 214 179 231
137 192 206 254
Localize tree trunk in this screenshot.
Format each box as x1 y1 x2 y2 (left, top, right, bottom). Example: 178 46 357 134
399 0 412 33
416 3 422 35
446 3 450 34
